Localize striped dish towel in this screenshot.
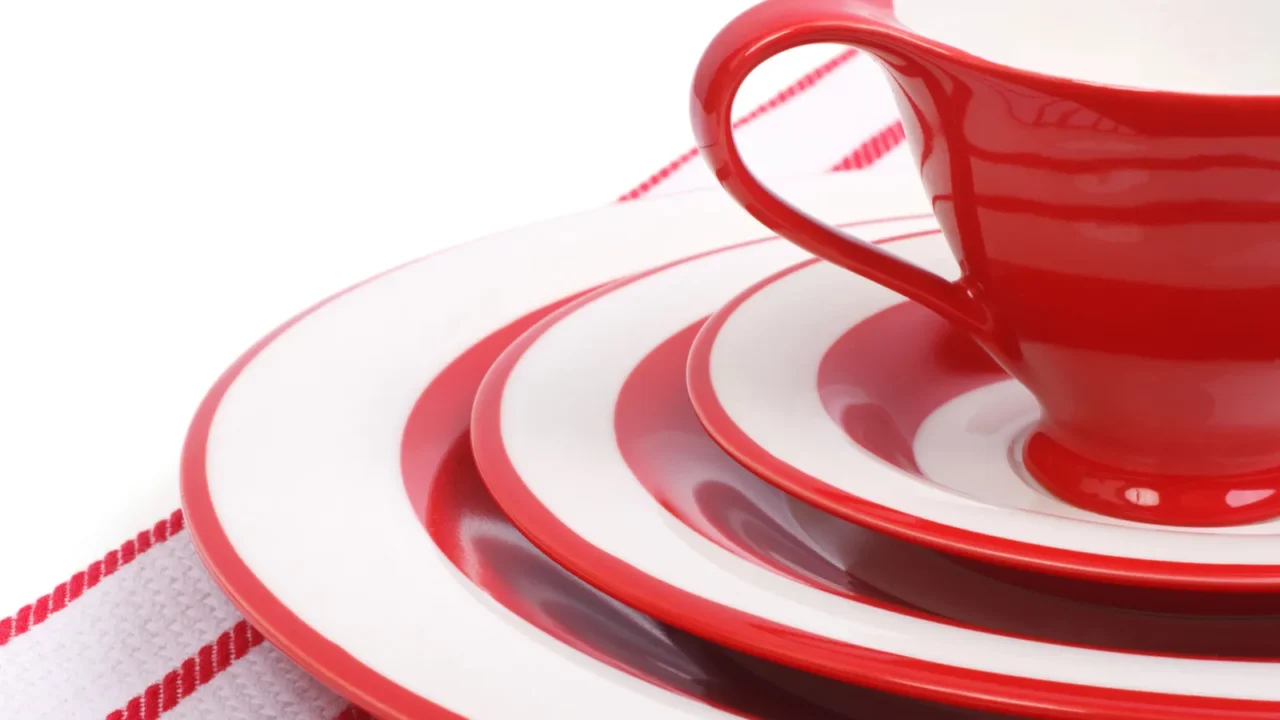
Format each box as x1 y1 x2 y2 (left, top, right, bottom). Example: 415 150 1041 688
0 47 911 719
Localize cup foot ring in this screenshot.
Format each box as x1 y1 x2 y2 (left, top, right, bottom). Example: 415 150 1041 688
1021 430 1280 528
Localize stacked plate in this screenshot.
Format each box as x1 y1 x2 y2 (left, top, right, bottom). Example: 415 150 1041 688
180 171 1280 719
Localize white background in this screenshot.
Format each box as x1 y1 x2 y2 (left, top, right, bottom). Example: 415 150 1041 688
0 1 854 610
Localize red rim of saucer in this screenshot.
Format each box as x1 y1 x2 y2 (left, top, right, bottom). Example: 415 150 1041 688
470 243 1280 720
684 259 1280 593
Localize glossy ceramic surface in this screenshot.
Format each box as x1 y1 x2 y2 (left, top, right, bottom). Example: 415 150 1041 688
473 239 1280 720
691 0 1280 526
689 234 1280 594
180 173 935 718
626 324 1280 642
404 266 991 720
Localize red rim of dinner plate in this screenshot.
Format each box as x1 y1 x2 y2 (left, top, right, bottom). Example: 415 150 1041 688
470 245 1280 720
179 255 464 720
685 258 1280 593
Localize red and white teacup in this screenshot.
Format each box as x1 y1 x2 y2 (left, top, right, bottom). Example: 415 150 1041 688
692 0 1280 526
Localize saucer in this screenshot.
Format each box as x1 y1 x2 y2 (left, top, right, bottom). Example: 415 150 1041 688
472 239 1280 719
181 173 944 718
685 237 1280 593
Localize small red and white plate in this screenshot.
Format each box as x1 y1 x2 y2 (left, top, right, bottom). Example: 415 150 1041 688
471 231 1280 719
683 236 1280 595
182 174 984 719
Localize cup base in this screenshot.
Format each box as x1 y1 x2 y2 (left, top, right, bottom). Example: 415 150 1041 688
1021 429 1280 527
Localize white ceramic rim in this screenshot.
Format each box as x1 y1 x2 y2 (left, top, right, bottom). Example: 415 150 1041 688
892 0 1280 96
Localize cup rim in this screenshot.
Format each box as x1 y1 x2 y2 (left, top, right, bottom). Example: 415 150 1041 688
883 0 1280 104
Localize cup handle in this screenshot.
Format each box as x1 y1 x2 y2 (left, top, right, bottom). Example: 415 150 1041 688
691 0 991 338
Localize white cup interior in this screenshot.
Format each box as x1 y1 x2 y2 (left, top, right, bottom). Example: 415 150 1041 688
894 0 1280 95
